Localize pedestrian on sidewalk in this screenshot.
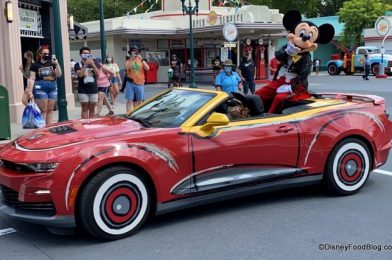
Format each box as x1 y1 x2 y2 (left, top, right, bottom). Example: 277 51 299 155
19 50 34 91
362 54 370 80
74 47 99 119
314 58 320 75
94 58 115 117
269 56 280 79
121 54 131 93
238 55 256 94
26 45 62 125
105 54 122 108
168 54 183 87
215 59 243 94
212 56 222 87
125 46 150 112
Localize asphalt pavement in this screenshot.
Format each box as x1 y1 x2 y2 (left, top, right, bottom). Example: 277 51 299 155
1 72 392 260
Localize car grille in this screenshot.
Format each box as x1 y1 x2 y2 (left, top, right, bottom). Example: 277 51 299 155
0 185 55 216
0 159 32 172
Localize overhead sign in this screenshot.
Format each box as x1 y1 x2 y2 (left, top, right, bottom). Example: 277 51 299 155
223 23 238 42
19 8 38 32
170 39 185 49
375 16 391 37
208 11 218 25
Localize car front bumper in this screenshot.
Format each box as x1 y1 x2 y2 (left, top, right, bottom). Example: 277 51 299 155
0 199 76 228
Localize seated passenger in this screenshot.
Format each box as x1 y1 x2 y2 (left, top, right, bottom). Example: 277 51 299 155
226 98 250 120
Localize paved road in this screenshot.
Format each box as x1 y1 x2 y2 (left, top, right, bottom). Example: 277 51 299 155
1 74 392 260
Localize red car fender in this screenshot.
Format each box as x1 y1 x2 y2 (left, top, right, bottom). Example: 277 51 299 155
63 144 179 215
298 114 379 174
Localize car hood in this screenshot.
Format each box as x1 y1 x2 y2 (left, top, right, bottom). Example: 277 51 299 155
16 116 144 150
370 54 392 60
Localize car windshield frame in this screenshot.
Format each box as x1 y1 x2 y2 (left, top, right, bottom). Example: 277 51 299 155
127 89 216 128
367 48 380 54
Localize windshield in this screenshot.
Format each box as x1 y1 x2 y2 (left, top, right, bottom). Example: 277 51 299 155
367 48 380 54
128 89 216 128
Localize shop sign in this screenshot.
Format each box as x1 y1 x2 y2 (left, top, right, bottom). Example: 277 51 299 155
208 11 218 25
19 8 38 32
223 42 236 48
170 39 185 49
375 16 391 37
223 23 238 42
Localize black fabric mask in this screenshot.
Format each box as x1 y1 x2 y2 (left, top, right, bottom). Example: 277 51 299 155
42 54 51 61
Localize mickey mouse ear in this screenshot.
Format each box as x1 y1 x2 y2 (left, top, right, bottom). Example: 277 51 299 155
283 10 302 32
317 24 335 44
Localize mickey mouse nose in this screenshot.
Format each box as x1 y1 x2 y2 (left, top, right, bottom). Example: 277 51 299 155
302 35 308 42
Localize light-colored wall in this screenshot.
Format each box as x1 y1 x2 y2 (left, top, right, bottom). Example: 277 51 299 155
0 0 74 123
0 1 24 123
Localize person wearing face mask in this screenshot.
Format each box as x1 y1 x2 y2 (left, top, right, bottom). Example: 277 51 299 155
26 45 62 125
74 47 100 119
214 59 243 94
238 55 256 95
105 55 122 108
125 46 150 112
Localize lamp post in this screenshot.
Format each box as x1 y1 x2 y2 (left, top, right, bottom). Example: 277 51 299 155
99 0 107 60
181 0 199 88
52 0 68 121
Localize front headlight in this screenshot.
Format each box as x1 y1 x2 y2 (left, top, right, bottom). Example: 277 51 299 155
24 163 59 173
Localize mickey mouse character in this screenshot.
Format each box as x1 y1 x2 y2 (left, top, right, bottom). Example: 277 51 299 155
255 10 335 113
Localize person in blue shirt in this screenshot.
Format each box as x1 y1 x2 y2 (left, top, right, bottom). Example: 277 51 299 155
215 59 243 94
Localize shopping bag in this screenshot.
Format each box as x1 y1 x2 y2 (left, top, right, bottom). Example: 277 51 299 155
22 102 46 129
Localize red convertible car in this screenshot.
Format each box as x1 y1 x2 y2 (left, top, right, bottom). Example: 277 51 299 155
0 88 391 240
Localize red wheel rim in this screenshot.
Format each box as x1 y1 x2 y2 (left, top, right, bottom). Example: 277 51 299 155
103 187 138 225
339 152 363 183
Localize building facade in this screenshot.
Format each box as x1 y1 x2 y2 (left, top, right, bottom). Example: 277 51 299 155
71 0 285 83
0 0 74 123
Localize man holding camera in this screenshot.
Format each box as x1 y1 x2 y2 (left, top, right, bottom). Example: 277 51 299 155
125 45 150 112
74 47 99 119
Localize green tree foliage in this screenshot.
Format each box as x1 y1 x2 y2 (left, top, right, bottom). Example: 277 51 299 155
67 0 161 23
338 0 390 47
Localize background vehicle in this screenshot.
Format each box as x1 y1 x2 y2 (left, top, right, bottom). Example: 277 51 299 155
0 88 391 240
327 46 392 76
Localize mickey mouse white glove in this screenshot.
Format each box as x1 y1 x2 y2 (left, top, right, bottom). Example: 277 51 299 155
276 84 292 93
285 41 301 56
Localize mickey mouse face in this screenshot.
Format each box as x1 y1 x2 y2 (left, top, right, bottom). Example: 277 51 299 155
283 10 335 53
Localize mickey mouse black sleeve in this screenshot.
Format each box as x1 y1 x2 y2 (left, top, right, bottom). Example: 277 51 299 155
292 53 312 90
274 44 289 63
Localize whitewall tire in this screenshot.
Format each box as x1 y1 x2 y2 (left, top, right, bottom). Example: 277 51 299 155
324 138 372 195
78 166 151 240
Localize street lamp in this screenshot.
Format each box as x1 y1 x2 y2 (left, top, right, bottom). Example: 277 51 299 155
53 0 68 121
181 0 199 88
99 0 106 60
4 0 14 23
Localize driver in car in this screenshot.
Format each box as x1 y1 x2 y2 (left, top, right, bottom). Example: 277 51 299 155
226 98 250 120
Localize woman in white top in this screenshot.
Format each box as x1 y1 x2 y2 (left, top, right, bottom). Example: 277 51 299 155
105 55 122 109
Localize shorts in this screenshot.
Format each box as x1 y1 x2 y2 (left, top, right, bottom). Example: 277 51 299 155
125 82 144 102
111 76 119 84
78 93 98 103
33 80 57 100
98 87 109 93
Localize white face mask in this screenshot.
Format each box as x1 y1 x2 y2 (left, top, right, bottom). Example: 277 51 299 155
107 58 113 63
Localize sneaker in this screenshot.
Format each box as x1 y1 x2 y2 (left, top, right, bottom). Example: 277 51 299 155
112 103 116 109
106 111 114 116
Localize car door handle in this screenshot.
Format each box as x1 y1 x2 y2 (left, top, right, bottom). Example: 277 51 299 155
275 126 295 133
